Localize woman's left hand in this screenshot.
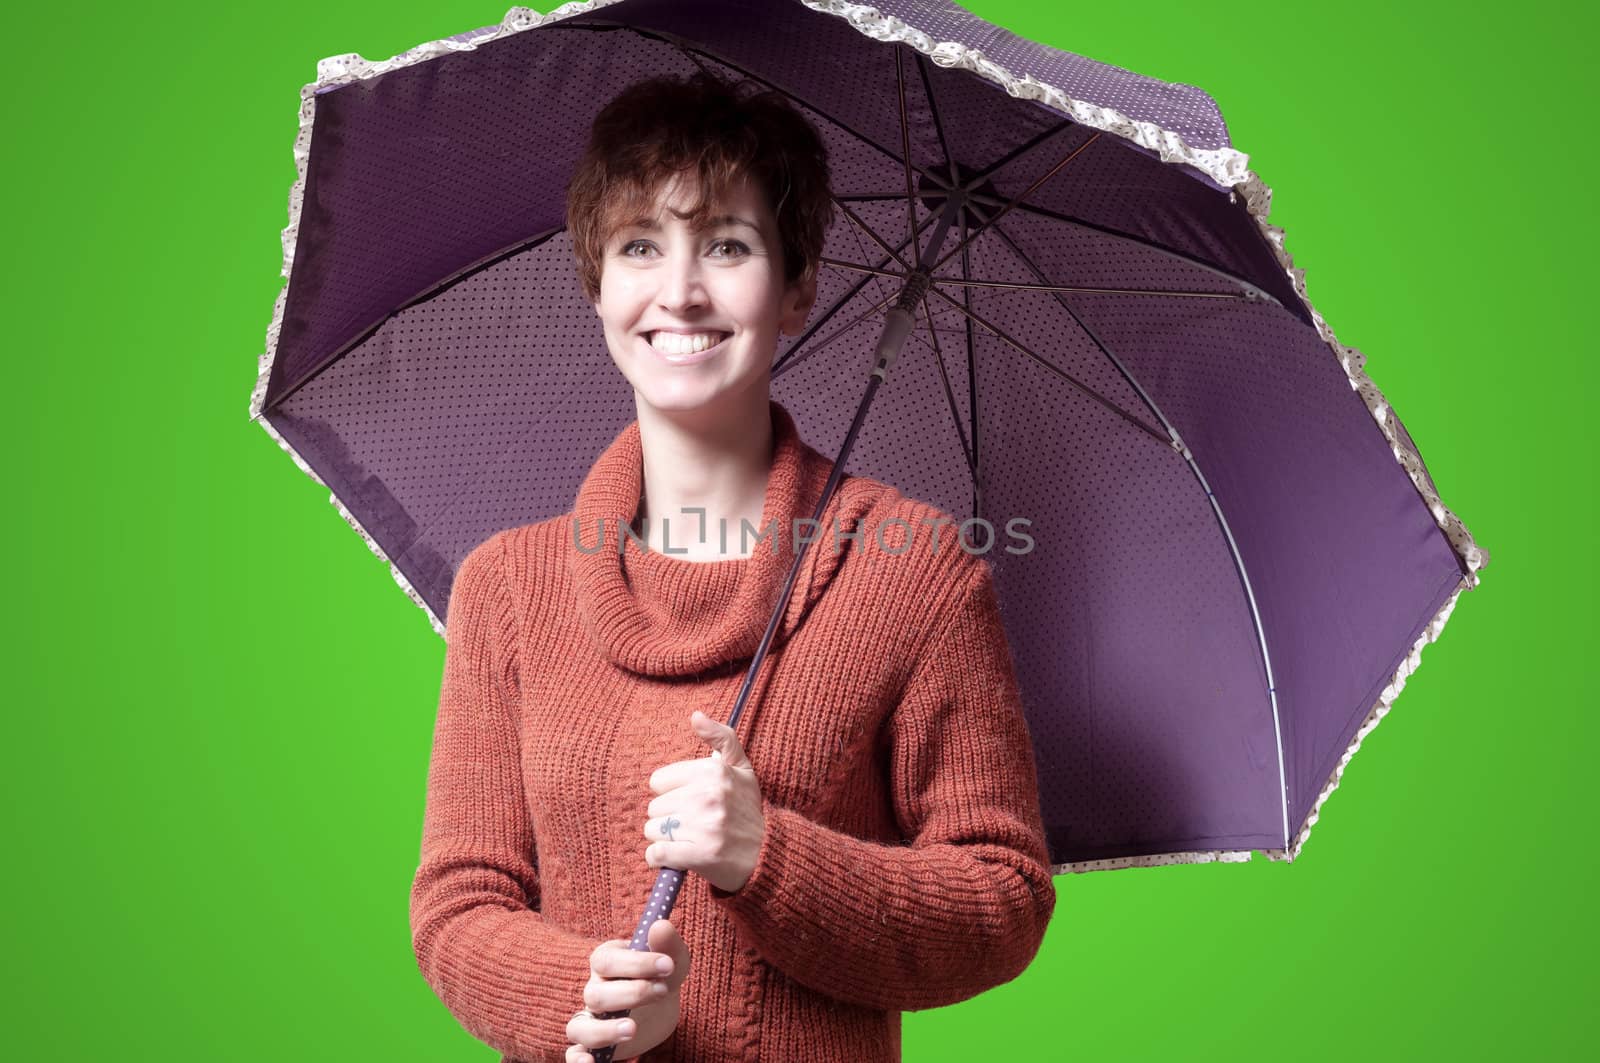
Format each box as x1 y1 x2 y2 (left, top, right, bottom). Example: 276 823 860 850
643 711 765 893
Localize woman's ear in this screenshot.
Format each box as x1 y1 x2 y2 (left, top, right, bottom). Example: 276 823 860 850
779 273 819 336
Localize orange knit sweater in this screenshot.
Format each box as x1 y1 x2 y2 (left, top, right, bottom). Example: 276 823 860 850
410 399 1056 1062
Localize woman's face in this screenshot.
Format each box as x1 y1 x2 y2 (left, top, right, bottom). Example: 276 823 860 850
594 169 817 419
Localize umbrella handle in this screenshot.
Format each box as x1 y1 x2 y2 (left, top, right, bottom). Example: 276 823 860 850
590 866 688 1063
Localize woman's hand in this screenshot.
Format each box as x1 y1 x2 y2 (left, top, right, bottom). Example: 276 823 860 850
643 711 766 893
565 918 691 1062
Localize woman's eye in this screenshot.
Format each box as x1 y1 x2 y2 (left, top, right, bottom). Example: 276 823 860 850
619 238 748 258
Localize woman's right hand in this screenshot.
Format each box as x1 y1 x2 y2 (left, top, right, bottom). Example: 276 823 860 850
565 918 691 1062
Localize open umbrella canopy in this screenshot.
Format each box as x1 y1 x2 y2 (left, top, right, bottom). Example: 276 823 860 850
250 0 1488 872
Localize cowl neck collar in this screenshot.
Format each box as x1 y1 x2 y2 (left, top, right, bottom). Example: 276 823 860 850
569 399 872 678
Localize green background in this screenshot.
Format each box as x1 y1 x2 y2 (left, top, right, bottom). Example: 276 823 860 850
6 0 1588 1058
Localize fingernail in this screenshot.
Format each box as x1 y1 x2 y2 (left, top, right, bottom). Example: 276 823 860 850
620 1020 636 1037
656 957 672 974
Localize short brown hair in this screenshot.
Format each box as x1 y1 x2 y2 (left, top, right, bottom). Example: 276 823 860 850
565 70 835 304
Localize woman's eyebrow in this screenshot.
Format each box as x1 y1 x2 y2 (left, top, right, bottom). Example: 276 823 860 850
625 213 761 233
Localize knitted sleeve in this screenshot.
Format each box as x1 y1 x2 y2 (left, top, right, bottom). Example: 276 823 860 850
409 534 596 1062
707 555 1057 1011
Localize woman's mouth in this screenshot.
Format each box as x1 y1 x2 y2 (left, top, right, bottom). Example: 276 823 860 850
644 330 731 365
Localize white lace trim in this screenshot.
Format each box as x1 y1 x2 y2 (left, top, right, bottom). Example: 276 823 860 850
1269 581 1467 863
1056 850 1253 874
251 410 445 638
252 1 1489 853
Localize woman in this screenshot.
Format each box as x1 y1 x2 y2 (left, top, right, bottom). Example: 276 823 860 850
410 71 1056 1063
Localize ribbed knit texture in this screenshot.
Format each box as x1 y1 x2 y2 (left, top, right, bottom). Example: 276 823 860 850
410 400 1056 1062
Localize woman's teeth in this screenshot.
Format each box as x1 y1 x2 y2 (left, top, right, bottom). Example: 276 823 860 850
649 331 728 355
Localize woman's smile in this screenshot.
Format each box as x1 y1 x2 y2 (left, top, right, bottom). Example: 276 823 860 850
643 329 733 366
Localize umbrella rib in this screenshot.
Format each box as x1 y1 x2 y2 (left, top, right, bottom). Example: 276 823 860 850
819 258 902 280
917 290 980 484
963 192 1284 308
598 23 954 192
963 202 1293 853
839 193 904 342
613 25 967 205
960 206 981 519
771 271 884 377
895 48 919 260
924 282 1171 449
834 199 913 272
964 118 1078 189
931 132 1103 276
834 192 929 203
822 258 1257 302
964 199 1213 435
264 225 567 412
556 21 1068 201
913 51 962 190
773 205 944 376
931 277 1253 301
773 291 901 380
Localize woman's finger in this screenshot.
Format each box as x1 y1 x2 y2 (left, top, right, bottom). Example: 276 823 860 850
592 936 674 981
643 812 692 844
565 1009 636 1050
565 1044 593 1063
584 974 666 1012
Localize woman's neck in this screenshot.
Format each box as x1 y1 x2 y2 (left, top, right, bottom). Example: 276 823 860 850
633 392 775 560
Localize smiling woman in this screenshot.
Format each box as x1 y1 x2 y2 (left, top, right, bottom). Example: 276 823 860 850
564 72 831 562
559 70 836 561
594 169 812 417
408 69 1055 1063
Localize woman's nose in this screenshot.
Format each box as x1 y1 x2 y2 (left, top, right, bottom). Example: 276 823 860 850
658 252 707 310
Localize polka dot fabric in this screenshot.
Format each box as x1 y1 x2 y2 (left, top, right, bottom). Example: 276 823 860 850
256 0 1486 878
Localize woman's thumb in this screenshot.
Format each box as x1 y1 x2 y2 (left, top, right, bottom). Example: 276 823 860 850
649 918 690 969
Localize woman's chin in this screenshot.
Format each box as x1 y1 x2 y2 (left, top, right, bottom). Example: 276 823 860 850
634 378 768 419
635 381 718 412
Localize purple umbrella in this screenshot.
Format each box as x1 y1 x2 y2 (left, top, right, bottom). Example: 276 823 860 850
250 0 1488 1046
